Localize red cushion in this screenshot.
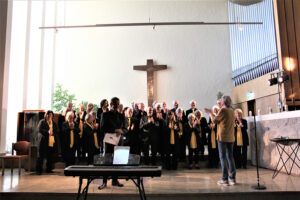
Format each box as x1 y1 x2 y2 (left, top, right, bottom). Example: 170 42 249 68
0 155 27 159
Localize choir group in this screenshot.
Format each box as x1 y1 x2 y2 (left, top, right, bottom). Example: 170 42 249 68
36 97 249 175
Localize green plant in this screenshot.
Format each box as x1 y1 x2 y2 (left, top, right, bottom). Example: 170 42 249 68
217 91 224 100
52 83 76 113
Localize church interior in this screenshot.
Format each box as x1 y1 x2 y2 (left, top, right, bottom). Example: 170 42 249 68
1 0 300 200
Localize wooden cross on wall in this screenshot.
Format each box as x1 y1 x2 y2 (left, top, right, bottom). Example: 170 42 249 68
133 59 167 107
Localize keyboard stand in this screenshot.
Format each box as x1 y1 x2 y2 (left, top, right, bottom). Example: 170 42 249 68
76 176 148 200
132 178 146 200
77 176 93 200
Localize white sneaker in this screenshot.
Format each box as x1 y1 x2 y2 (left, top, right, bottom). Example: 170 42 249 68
228 178 236 186
217 180 229 186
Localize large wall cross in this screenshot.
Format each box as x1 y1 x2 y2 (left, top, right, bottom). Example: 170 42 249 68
133 59 167 107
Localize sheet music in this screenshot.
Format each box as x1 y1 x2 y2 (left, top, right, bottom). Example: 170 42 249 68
103 133 121 146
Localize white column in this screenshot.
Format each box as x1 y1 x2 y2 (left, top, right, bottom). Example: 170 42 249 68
22 0 32 110
51 0 58 109
0 0 12 153
38 0 46 109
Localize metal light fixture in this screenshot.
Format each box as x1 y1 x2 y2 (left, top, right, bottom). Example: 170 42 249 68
278 74 289 83
39 21 262 30
268 77 278 86
268 70 289 112
229 0 264 6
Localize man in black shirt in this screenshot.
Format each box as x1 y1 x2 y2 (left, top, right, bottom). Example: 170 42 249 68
98 97 125 190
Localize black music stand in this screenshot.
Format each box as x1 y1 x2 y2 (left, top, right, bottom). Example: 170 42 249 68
251 115 266 190
270 138 300 179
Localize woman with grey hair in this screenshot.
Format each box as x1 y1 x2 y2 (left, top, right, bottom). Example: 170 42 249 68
62 111 80 167
233 109 249 169
205 95 236 186
185 113 201 169
207 105 220 168
124 107 139 154
176 107 187 162
140 106 157 164
84 112 100 165
194 109 209 162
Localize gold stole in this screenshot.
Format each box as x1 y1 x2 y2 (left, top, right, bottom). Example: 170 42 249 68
178 121 183 137
128 117 131 127
86 122 99 149
70 129 74 148
189 122 197 149
48 120 55 147
197 119 202 138
79 113 84 138
237 124 243 146
94 132 99 149
170 121 175 145
192 109 195 115
211 125 216 149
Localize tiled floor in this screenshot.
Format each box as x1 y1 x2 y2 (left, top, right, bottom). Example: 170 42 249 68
1 166 299 194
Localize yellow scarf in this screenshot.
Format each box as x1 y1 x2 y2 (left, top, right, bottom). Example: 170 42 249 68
85 121 94 129
197 118 202 138
70 130 74 148
237 124 243 146
211 125 216 149
128 117 131 127
178 121 183 137
170 121 175 145
192 109 195 115
94 132 99 149
86 122 99 149
48 120 55 147
189 122 197 149
79 113 84 138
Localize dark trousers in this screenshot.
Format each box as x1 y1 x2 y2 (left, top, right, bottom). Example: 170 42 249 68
77 138 86 162
208 146 219 168
64 147 76 167
103 143 118 184
178 137 186 161
100 140 104 154
141 141 150 165
233 145 248 168
87 147 99 165
188 148 199 164
130 144 140 155
36 146 54 172
166 144 178 170
199 144 205 156
199 139 205 161
150 138 158 165
130 135 141 155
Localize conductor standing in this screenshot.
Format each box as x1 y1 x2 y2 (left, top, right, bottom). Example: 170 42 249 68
98 97 125 189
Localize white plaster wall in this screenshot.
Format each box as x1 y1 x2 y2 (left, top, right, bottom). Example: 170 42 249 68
53 0 232 111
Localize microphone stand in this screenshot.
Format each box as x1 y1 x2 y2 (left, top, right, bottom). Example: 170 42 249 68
252 114 266 190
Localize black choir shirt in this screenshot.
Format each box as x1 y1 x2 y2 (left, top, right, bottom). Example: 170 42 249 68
100 110 125 135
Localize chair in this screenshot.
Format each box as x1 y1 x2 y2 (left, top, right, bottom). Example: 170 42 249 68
0 141 31 175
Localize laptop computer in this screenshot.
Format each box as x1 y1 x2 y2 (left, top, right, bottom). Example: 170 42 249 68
93 146 140 166
113 146 130 165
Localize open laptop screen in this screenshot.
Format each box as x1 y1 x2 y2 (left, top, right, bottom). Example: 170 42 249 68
113 146 130 165
93 146 140 166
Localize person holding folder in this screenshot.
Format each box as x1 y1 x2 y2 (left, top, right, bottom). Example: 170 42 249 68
98 97 125 190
